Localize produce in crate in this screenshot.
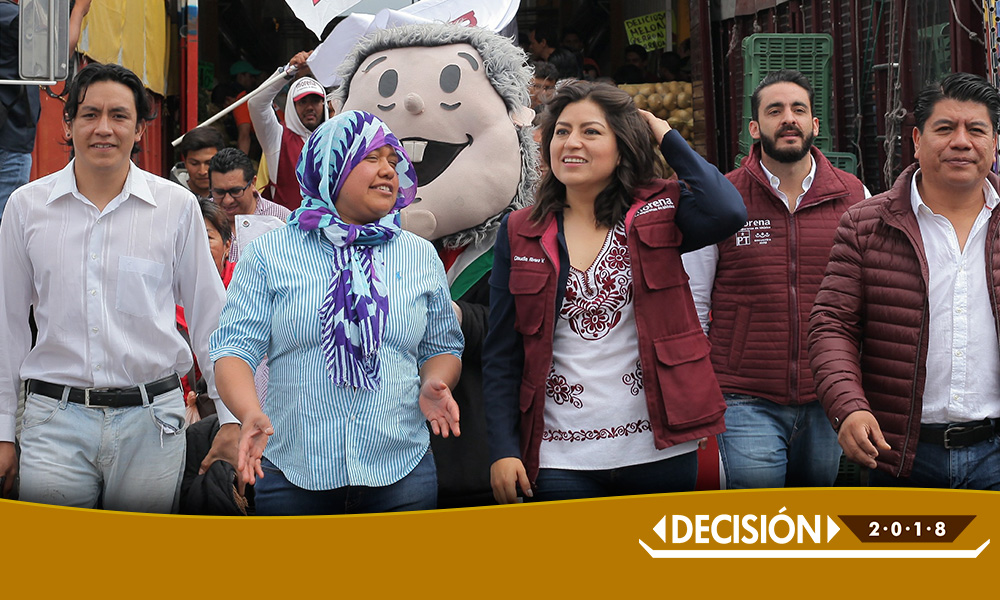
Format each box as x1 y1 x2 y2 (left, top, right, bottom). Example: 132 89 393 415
620 81 694 142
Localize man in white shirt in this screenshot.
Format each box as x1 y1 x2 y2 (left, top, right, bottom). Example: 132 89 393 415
810 72 1000 488
682 70 867 489
0 63 231 510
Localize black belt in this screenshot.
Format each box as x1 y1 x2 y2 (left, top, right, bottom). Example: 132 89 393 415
919 419 998 449
27 374 181 408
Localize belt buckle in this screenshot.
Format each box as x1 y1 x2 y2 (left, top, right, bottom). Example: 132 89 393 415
83 388 112 408
942 425 969 449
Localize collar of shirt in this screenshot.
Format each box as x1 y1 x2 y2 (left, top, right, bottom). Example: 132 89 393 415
759 154 816 211
46 159 157 210
909 169 1000 216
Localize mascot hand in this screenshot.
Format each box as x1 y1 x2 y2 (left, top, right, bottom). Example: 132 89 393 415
400 208 438 240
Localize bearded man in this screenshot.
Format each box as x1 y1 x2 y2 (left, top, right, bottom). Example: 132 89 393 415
682 69 869 489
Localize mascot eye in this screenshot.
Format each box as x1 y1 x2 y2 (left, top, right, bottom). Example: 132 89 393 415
440 64 461 93
378 70 398 98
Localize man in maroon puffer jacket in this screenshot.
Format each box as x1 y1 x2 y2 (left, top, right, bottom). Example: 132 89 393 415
810 73 1000 489
684 70 867 489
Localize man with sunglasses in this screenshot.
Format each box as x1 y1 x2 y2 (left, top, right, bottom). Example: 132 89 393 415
208 148 289 263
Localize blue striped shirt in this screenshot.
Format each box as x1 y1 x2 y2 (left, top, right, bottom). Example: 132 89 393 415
210 226 463 490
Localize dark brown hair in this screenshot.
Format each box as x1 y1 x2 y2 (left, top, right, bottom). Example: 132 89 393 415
531 80 657 226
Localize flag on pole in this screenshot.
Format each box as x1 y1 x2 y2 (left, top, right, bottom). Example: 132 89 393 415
283 0 364 39
306 0 521 87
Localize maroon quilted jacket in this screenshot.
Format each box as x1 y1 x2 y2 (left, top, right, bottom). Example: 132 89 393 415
808 163 1000 477
710 145 865 405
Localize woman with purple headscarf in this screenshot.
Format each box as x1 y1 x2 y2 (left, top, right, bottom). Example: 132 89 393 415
210 111 463 515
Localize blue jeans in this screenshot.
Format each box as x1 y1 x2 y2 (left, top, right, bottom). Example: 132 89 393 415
868 432 1000 489
532 452 698 502
718 394 841 489
255 450 437 515
0 147 31 220
18 387 187 513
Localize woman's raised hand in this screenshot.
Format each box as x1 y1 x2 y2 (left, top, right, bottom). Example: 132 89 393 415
236 411 274 491
638 108 672 144
419 379 461 438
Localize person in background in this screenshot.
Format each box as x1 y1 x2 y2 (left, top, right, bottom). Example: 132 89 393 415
229 60 261 156
483 81 746 504
810 72 1000 489
208 147 289 263
248 51 329 211
529 24 581 80
210 111 463 515
0 63 230 510
529 61 559 114
171 126 225 200
683 69 868 489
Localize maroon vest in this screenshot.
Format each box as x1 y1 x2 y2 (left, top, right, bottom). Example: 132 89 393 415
273 127 306 212
709 146 866 405
506 180 726 480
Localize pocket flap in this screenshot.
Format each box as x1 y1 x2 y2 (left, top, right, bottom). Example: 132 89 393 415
509 269 549 295
654 331 711 366
635 221 682 248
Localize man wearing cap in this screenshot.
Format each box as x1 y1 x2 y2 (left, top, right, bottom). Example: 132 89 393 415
247 51 328 211
230 60 261 156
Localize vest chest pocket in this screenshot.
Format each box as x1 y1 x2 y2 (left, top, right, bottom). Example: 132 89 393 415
509 268 550 336
634 221 688 290
653 330 725 428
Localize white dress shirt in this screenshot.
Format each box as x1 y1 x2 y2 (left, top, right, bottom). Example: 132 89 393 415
0 160 233 442
910 172 1000 423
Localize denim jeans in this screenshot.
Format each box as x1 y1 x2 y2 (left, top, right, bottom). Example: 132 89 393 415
255 450 437 515
868 432 1000 490
0 147 31 219
18 387 187 513
532 451 698 502
718 394 841 489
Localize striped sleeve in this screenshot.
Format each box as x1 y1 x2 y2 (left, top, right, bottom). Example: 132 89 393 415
209 240 272 370
417 255 464 367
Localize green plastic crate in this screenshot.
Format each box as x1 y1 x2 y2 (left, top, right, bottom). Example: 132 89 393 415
823 151 858 176
740 34 834 155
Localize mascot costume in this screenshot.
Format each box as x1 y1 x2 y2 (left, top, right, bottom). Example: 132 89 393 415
333 22 537 506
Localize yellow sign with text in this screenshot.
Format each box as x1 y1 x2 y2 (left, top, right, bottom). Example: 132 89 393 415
624 12 667 52
1 489 997 596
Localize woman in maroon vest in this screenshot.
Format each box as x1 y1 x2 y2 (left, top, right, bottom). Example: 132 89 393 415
483 81 746 503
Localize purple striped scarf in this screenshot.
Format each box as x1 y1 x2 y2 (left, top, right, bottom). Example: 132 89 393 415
288 111 417 390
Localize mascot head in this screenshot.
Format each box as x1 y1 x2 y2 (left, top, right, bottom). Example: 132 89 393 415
335 23 537 248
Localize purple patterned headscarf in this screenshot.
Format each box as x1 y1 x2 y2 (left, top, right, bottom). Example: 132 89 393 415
288 110 417 390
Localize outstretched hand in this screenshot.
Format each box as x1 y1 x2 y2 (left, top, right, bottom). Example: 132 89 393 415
419 379 461 438
236 412 274 493
638 108 672 144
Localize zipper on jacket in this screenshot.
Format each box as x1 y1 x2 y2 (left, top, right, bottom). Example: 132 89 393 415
788 209 799 403
886 210 929 479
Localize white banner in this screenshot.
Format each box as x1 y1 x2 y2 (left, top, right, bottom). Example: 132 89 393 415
306 0 520 87
284 0 364 39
